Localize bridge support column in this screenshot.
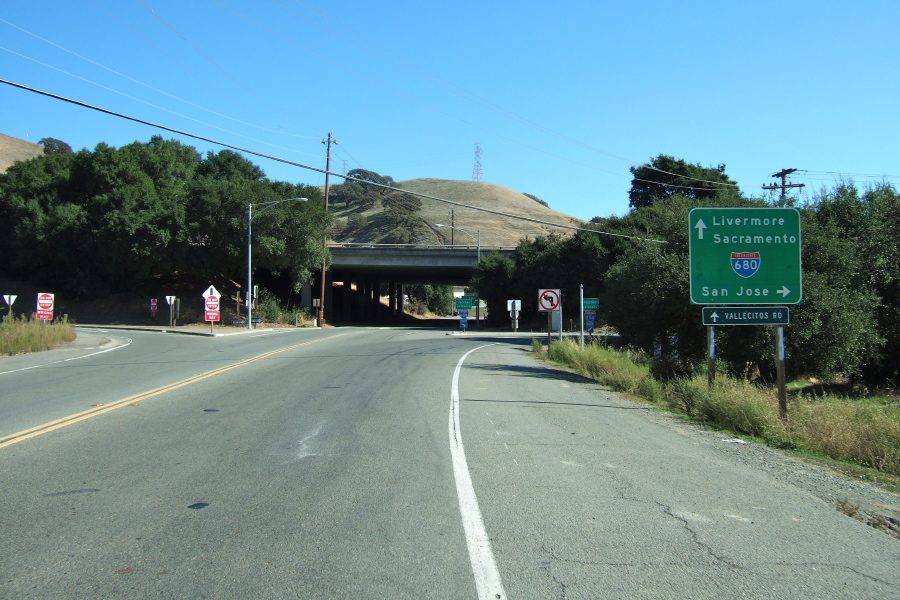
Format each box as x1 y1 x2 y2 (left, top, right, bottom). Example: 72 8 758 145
301 280 312 312
324 270 334 322
373 279 381 320
342 277 353 322
389 283 397 316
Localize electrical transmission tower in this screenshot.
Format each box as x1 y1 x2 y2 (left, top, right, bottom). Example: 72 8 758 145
472 142 483 182
763 168 805 206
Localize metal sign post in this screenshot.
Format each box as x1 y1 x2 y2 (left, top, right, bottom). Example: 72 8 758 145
507 300 521 332
166 296 176 327
538 289 561 347
2 294 16 316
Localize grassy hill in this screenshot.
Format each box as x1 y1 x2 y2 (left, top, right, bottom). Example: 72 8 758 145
329 178 586 247
0 133 43 173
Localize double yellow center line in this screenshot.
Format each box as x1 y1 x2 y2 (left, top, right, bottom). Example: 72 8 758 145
0 331 358 449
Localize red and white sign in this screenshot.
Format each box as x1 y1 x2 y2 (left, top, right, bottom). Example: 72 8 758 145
203 285 221 322
150 298 158 317
36 292 54 320
538 289 561 312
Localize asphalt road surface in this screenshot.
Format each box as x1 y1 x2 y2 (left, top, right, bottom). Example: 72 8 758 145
1 325 898 599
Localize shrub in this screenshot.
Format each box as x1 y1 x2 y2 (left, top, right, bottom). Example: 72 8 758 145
0 314 76 356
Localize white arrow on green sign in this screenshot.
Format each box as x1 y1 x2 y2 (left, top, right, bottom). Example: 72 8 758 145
702 306 790 326
689 207 803 305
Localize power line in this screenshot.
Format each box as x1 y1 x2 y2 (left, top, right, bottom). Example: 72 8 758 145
0 78 667 244
211 0 736 191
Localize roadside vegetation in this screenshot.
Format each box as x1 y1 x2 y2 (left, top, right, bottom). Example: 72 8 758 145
534 338 900 480
0 314 76 356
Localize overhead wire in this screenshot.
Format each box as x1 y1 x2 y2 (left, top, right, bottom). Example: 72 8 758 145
0 16 320 147
0 78 667 245
276 0 739 190
211 0 734 191
133 0 318 139
0 46 320 159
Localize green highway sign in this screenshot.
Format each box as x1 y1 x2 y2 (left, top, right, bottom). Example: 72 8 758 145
689 207 803 305
702 306 790 326
583 298 599 311
455 296 475 311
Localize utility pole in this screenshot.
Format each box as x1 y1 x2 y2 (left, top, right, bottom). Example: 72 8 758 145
319 132 335 326
763 168 805 206
450 208 455 245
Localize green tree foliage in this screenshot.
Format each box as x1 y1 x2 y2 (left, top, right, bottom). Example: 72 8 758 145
38 137 73 155
346 212 367 232
405 284 452 316
628 154 739 209
470 253 516 327
382 191 422 226
498 178 895 385
0 136 330 297
332 169 396 211
522 192 548 207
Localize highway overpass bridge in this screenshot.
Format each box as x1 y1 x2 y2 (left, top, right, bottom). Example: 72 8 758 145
303 243 515 322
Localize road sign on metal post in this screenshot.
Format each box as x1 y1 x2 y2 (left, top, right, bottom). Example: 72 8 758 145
455 297 473 311
507 300 521 332
203 286 221 326
689 208 802 305
538 289 561 312
36 293 54 321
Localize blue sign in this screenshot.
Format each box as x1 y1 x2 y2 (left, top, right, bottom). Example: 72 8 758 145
584 311 596 334
731 251 761 278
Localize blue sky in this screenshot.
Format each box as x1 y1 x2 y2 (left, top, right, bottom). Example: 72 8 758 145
2 1 898 222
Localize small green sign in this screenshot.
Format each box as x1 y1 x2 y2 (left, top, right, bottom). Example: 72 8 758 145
455 297 473 310
583 298 599 311
689 208 803 305
702 306 790 326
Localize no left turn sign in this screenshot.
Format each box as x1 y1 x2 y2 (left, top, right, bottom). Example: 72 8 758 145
538 289 561 312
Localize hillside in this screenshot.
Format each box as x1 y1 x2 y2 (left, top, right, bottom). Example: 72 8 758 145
329 178 586 247
0 133 43 172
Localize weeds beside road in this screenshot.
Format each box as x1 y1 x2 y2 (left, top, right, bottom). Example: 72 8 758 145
0 314 76 356
536 339 900 479
536 338 900 538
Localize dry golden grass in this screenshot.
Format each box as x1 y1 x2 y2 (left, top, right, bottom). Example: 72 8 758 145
543 339 900 477
331 178 587 247
0 314 76 356
0 132 44 173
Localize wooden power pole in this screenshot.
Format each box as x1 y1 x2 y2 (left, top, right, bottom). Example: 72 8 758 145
318 132 335 326
763 168 805 205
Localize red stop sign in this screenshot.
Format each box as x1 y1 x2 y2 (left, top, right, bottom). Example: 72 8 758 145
37 293 54 310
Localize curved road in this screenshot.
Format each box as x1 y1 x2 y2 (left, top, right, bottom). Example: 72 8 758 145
1 326 898 599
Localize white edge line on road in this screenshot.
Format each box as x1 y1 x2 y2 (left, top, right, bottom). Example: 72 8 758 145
0 337 133 376
450 343 507 600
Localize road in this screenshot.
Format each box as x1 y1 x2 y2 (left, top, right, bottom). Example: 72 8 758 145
1 325 898 599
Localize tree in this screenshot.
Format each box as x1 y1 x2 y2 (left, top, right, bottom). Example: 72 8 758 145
628 154 739 209
522 192 548 207
405 284 453 316
470 253 516 327
38 138 73 155
0 136 331 298
382 191 422 226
